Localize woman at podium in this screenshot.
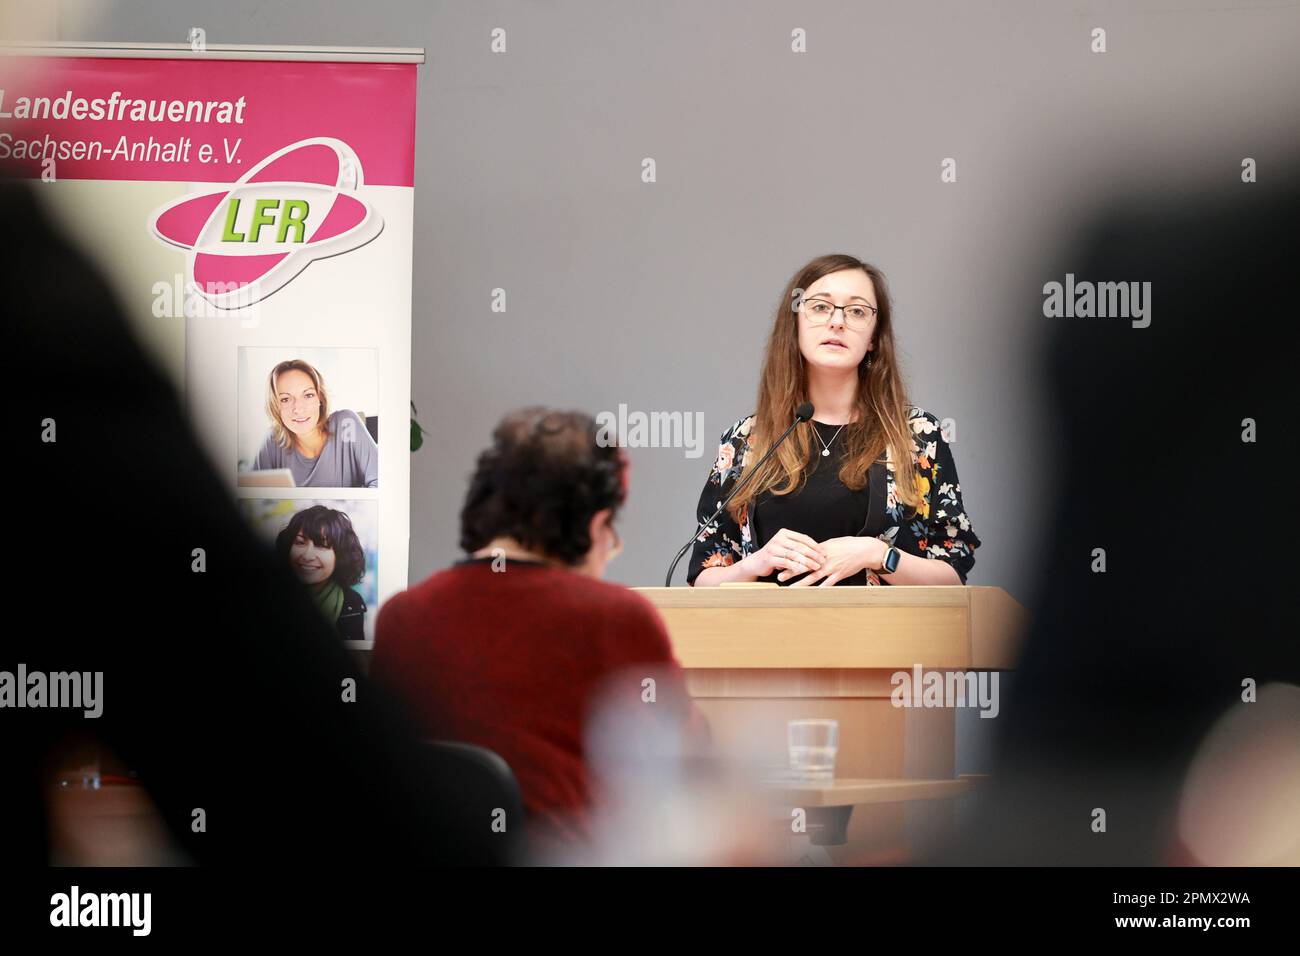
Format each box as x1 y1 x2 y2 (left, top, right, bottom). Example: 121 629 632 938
688 254 981 588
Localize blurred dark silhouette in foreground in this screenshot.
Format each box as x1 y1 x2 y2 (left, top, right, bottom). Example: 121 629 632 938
0 182 498 866
937 175 1300 865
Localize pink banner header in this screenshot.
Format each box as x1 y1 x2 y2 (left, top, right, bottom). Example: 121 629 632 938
0 56 417 186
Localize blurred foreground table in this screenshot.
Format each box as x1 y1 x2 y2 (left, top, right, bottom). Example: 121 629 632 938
634 585 1027 860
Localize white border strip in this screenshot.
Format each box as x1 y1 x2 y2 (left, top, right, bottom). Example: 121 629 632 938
0 41 425 63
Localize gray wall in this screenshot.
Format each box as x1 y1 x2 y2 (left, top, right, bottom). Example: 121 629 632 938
52 2 1300 774
55 0 1299 605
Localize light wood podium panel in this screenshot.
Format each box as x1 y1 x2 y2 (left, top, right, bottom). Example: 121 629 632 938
634 585 1027 859
635 585 1026 671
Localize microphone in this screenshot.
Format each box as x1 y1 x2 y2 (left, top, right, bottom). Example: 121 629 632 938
663 402 814 587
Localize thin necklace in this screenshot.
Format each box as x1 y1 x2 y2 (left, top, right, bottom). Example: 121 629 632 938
812 421 846 458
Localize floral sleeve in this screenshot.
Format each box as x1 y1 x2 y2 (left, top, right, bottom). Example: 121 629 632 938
685 416 754 585
907 412 981 583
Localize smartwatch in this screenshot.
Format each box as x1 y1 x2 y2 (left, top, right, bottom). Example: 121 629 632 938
878 546 901 575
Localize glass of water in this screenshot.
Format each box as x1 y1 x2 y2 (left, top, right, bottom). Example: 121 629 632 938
787 718 838 783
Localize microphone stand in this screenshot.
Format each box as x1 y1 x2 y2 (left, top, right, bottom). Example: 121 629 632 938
663 407 813 587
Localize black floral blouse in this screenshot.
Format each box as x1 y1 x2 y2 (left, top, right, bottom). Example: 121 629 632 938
686 406 981 585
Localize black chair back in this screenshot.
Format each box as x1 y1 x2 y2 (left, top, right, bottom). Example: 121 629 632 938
421 740 524 864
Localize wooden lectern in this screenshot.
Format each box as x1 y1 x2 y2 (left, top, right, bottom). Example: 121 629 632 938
633 585 1028 860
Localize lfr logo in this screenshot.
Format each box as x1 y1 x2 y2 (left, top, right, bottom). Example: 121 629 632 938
148 137 383 309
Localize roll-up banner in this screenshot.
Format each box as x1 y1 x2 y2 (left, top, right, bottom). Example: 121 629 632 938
1 43 423 643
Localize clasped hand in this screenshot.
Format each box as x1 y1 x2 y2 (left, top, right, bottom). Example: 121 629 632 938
744 529 887 587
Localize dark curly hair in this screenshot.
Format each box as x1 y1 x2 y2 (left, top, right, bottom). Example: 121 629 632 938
276 505 367 587
460 407 628 566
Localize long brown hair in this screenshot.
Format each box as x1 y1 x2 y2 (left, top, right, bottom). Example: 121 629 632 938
729 253 920 521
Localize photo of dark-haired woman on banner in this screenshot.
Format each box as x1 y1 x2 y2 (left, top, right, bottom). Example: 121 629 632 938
275 504 368 641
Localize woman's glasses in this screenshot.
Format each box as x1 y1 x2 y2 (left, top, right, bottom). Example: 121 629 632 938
799 297 878 330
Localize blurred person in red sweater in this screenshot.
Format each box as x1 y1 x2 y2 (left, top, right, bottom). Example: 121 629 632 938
372 407 708 860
